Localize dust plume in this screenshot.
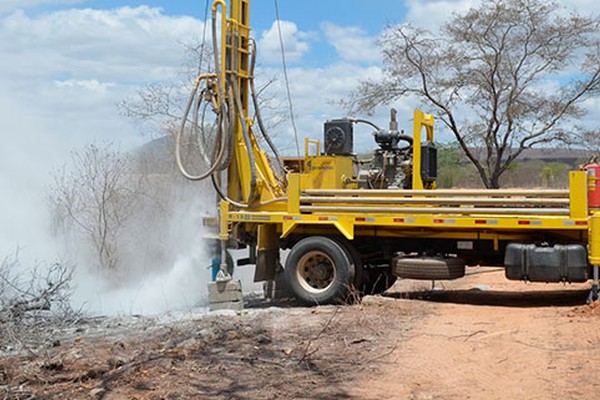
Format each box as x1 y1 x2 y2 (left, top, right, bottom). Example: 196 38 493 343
69 197 215 315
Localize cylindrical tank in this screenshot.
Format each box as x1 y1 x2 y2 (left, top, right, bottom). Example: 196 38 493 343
583 161 600 209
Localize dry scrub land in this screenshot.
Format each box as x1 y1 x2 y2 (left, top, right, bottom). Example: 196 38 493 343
2 269 600 400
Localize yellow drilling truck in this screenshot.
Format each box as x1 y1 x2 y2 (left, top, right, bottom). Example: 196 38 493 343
177 0 600 305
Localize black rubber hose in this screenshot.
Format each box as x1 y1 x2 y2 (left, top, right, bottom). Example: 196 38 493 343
211 7 226 115
218 84 235 172
249 38 285 174
351 118 381 131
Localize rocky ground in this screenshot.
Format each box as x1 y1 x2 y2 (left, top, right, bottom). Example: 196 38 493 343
2 268 600 399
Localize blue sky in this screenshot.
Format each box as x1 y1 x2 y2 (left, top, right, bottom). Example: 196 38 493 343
42 1 409 33
28 0 408 67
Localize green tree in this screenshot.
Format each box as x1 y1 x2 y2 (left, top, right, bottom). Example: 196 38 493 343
436 142 463 188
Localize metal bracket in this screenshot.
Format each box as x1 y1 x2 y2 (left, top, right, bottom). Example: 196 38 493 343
218 239 232 282
587 264 599 304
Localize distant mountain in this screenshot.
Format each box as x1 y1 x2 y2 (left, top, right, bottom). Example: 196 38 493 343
135 135 173 160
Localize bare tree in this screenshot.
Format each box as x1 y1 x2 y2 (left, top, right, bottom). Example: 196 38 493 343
578 130 600 155
0 250 77 353
49 143 144 271
119 82 188 134
0 251 73 322
118 39 286 155
118 40 216 135
349 0 600 188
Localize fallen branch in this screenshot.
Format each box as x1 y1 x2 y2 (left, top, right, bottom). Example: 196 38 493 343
298 307 341 363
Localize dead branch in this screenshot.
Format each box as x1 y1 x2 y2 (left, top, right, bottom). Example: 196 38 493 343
0 251 78 354
298 307 341 363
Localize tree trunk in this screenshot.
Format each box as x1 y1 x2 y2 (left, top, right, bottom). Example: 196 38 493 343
489 174 501 189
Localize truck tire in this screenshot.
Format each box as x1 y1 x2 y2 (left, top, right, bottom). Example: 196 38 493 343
330 237 395 296
392 256 465 280
329 237 365 295
284 236 355 305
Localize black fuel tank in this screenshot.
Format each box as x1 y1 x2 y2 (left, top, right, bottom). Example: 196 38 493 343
504 243 590 283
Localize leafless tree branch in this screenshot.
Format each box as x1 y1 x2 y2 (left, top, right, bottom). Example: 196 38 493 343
48 143 145 271
0 250 79 353
348 0 600 188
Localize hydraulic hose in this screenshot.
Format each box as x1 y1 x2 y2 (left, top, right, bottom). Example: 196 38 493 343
211 1 227 103
210 173 287 209
351 118 381 131
249 38 285 174
210 0 231 170
192 88 211 166
175 74 229 181
352 118 413 145
231 78 258 204
219 84 236 171
174 0 233 183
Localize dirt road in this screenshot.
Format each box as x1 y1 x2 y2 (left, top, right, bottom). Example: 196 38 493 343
2 268 600 399
354 269 600 400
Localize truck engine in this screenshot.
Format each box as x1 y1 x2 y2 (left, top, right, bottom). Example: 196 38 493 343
323 109 437 190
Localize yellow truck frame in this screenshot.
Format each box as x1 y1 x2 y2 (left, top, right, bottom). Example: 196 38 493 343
192 0 600 304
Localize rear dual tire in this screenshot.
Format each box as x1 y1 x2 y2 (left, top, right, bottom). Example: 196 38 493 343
285 236 397 305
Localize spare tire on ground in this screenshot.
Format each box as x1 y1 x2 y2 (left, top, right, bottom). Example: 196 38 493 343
392 256 465 280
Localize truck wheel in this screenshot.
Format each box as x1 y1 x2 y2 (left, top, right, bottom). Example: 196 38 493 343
284 236 354 305
329 238 365 296
392 256 465 280
329 238 395 296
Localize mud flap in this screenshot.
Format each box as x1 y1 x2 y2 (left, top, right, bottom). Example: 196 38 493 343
254 224 279 282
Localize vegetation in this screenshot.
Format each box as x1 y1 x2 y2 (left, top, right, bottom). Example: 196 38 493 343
0 251 78 353
350 0 600 188
436 143 580 188
49 144 145 271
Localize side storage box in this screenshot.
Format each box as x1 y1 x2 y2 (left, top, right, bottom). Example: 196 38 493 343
504 243 589 283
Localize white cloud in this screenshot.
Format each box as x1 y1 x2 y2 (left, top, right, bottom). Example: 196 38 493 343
404 0 600 31
54 79 115 90
0 7 204 83
257 20 311 64
256 62 420 154
321 22 380 63
0 0 83 14
404 0 477 30
0 6 206 260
